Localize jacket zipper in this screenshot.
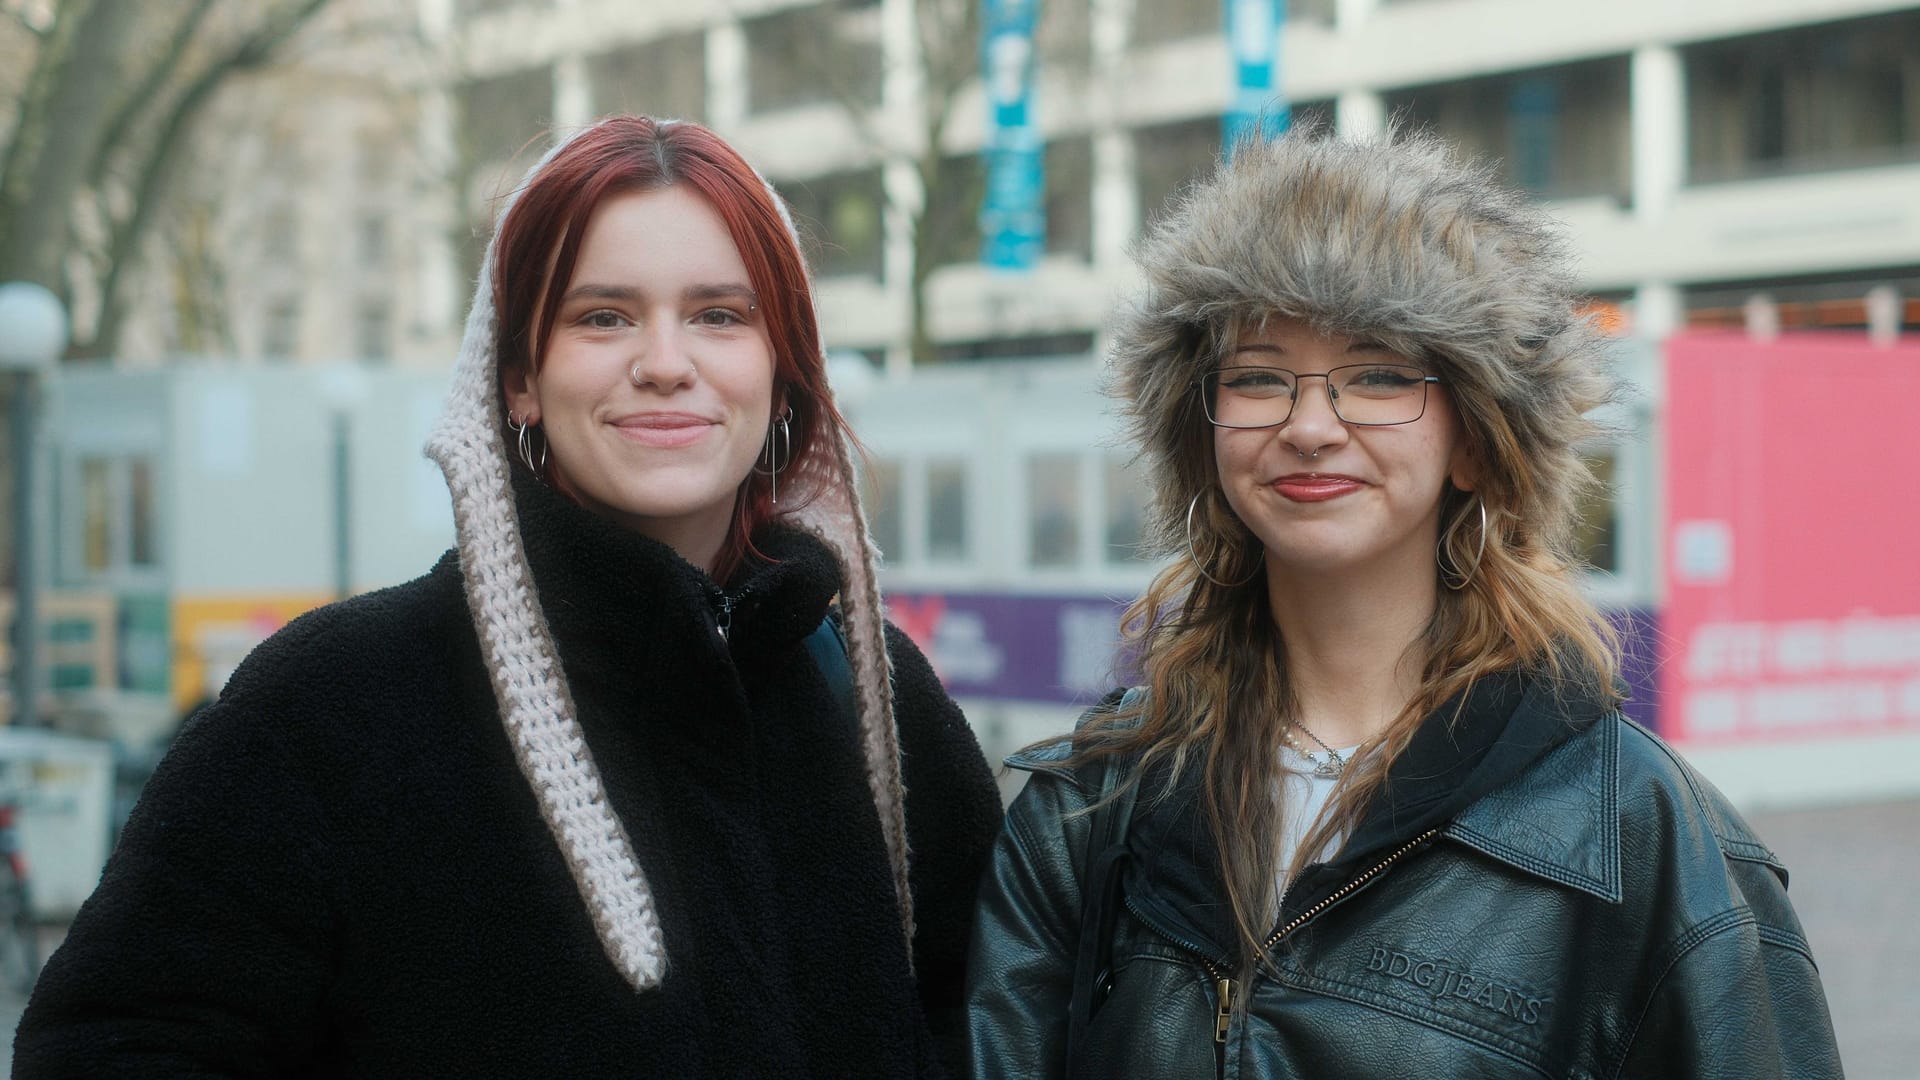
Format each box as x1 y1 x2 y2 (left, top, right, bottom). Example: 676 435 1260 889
1124 828 1441 1068
708 584 748 646
1125 899 1238 1050
1265 828 1441 950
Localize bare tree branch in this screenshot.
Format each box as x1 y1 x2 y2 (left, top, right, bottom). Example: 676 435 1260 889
88 0 334 356
87 0 217 185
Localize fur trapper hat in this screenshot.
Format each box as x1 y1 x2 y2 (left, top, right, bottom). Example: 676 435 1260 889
1114 128 1617 560
423 123 908 992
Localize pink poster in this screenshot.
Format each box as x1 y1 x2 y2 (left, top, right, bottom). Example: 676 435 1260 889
1663 331 1920 744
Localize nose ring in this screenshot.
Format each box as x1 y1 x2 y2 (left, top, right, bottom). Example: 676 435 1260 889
1296 449 1320 459
630 357 698 385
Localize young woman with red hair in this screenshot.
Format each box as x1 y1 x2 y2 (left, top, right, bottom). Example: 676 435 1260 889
18 116 1001 1077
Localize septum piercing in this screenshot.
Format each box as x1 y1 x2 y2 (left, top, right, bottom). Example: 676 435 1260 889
1296 449 1320 459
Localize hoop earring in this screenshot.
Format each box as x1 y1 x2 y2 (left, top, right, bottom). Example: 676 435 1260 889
1438 496 1488 591
508 412 547 478
754 406 793 504
1185 491 1259 588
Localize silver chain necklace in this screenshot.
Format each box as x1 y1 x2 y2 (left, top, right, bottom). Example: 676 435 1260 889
1281 720 1348 780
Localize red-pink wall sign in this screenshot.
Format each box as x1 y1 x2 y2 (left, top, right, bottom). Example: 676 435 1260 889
1663 331 1920 744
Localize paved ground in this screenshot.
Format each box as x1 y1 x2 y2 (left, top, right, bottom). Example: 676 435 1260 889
0 799 1912 1074
1746 797 1920 1080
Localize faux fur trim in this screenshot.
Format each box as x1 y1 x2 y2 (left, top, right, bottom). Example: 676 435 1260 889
424 125 910 991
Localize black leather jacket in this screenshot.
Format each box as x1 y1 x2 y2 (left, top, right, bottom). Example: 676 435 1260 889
966 676 1842 1079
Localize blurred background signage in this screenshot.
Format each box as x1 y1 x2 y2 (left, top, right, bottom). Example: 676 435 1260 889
1663 332 1920 743
981 0 1044 271
1224 0 1285 149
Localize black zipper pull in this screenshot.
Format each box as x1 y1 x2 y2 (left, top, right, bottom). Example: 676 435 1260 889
711 589 736 645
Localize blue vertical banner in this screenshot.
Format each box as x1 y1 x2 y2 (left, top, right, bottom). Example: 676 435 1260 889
981 0 1044 271
1224 0 1286 154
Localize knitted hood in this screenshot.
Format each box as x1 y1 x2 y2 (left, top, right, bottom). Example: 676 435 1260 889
1114 128 1615 558
423 133 909 992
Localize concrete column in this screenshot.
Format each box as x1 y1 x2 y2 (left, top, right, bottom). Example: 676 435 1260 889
882 157 921 379
706 21 747 133
1091 131 1137 272
1630 44 1685 221
881 0 920 378
1335 0 1379 34
552 53 591 129
415 85 462 346
1090 0 1133 262
1634 280 1682 341
1336 89 1385 138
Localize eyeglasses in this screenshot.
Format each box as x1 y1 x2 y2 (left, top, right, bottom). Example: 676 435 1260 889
1197 363 1442 429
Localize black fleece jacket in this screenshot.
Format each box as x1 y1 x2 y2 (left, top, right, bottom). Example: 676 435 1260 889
15 480 1003 1078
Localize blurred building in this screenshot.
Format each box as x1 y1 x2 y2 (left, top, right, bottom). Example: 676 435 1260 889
12 0 1920 784
98 0 458 371
426 0 1920 359
413 0 1920 762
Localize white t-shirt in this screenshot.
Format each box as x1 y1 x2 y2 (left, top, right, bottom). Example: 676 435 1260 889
1273 743 1360 895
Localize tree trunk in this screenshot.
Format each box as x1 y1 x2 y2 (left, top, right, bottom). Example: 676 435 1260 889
0 0 140 291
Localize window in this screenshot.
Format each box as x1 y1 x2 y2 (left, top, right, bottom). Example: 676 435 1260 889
744 5 881 113
1573 450 1619 575
1136 116 1222 228
780 168 886 280
359 216 388 268
587 32 707 122
358 132 395 189
1038 0 1091 58
456 0 543 15
1104 455 1150 563
69 455 160 580
129 459 156 567
358 302 392 364
1133 0 1217 46
1028 454 1081 567
863 458 903 559
457 66 554 175
1291 0 1335 23
81 459 110 575
1385 59 1631 201
1134 103 1333 230
934 331 1095 363
262 205 298 260
926 459 969 561
1046 137 1093 260
263 299 300 361
926 153 988 270
1686 11 1920 181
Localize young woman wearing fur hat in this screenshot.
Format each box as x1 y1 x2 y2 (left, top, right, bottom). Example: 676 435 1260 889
966 131 1841 1079
17 116 1002 1076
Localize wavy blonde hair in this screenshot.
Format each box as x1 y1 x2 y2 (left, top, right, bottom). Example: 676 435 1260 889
1065 128 1624 975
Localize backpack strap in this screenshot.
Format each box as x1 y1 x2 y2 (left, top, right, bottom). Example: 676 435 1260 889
1064 687 1145 1078
803 614 856 730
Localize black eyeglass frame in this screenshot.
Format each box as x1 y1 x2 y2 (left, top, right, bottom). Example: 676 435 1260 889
1195 364 1444 429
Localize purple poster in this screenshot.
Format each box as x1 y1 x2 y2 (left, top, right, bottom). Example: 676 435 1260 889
886 588 1662 728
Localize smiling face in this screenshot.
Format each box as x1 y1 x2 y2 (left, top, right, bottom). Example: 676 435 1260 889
1212 317 1474 583
503 185 776 570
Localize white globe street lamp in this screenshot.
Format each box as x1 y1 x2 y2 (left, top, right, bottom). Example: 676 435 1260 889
0 281 70 729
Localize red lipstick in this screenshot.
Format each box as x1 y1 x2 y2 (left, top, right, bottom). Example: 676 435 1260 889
1272 473 1365 502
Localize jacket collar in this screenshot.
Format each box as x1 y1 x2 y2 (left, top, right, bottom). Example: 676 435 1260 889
511 472 839 674
1441 707 1622 904
1115 671 1616 963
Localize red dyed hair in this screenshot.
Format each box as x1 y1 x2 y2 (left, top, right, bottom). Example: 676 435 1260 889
491 116 853 582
